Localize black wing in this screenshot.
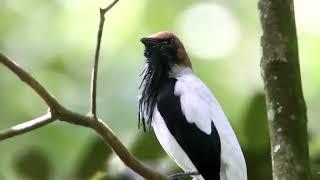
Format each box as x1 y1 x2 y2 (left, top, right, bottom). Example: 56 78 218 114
157 78 221 180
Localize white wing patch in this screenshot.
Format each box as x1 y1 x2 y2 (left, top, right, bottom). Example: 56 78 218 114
174 73 248 180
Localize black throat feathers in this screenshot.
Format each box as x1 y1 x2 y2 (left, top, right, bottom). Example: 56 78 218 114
138 42 178 131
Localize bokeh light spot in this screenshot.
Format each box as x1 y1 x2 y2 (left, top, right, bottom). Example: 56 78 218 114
295 0 320 33
175 2 240 60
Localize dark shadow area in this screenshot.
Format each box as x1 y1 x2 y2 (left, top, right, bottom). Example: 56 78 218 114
73 136 113 179
242 93 272 180
14 147 52 180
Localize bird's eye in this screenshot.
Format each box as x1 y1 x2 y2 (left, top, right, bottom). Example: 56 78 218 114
162 41 169 45
169 38 175 44
160 39 175 49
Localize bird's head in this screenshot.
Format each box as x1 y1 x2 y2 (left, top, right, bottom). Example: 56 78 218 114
140 31 191 69
138 32 191 130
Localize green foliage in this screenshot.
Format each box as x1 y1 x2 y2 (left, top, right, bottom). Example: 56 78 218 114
242 93 272 180
14 147 52 180
130 131 165 161
73 136 113 179
0 0 319 179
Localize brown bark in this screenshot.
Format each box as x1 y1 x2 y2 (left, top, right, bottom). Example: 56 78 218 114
258 0 311 179
0 1 168 179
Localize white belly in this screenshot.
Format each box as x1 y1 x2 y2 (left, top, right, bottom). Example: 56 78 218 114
151 107 204 180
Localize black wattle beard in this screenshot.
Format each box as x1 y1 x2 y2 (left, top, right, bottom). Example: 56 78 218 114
138 55 171 131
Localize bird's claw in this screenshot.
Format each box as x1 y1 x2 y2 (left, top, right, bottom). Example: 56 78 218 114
169 171 200 180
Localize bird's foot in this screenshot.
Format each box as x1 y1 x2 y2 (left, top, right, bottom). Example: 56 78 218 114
169 171 200 180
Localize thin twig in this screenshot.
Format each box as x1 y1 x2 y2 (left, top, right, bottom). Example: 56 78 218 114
0 53 62 110
0 53 167 179
0 1 169 179
0 112 55 141
90 0 119 118
101 0 120 12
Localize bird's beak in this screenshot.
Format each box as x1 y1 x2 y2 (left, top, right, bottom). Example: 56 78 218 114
140 37 160 47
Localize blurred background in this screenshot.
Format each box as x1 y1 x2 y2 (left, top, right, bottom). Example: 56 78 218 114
0 0 319 179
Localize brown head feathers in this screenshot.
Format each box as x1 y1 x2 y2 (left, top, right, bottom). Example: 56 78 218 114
142 31 192 68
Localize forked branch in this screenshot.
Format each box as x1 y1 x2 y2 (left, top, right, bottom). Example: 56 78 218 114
0 52 167 180
0 0 169 179
90 0 120 118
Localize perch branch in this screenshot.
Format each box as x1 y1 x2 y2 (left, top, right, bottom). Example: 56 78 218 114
0 0 170 179
0 112 55 141
0 53 167 179
90 0 119 117
89 118 167 180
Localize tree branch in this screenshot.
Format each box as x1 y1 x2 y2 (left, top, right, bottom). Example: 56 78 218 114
0 53 168 179
258 0 311 179
0 1 172 179
90 0 119 118
89 118 167 180
0 53 62 110
0 112 55 141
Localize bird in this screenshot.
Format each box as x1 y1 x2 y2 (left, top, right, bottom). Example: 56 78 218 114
138 31 247 180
